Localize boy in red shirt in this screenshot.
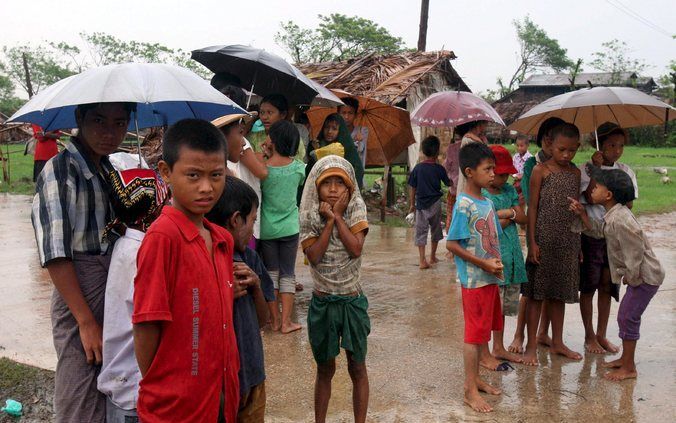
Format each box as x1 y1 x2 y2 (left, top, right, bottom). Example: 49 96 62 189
132 119 239 422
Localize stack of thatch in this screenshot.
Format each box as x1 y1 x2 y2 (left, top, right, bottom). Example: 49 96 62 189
298 50 469 106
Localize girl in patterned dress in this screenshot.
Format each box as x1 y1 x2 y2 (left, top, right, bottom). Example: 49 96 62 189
523 123 582 366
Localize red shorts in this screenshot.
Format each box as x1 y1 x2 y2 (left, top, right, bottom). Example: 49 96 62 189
461 284 504 344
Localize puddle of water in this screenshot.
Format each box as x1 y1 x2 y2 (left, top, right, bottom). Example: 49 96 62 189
1 193 674 421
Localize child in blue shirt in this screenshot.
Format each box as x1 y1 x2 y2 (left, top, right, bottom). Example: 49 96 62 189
408 136 451 269
446 142 504 414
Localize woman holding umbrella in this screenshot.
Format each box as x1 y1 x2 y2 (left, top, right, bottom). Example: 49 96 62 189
32 102 133 422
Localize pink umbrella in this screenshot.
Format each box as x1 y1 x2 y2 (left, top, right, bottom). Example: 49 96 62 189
411 91 505 127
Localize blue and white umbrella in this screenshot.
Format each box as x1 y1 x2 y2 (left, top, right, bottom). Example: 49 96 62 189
8 62 247 131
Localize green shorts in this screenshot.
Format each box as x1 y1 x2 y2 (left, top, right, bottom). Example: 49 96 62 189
500 284 521 317
307 294 371 363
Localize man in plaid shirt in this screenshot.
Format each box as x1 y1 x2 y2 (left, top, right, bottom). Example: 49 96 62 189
32 102 133 423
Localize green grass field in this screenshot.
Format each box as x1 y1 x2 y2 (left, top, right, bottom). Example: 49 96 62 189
2 144 675 215
0 147 36 195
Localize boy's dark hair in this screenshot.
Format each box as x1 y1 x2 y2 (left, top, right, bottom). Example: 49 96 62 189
339 97 360 112
590 167 635 205
459 142 495 177
515 134 529 144
210 73 242 91
162 119 227 168
260 94 289 115
597 122 628 148
550 122 580 142
295 112 309 125
455 120 486 137
219 84 247 109
268 120 300 157
420 135 441 157
535 117 566 147
206 177 259 227
76 102 135 122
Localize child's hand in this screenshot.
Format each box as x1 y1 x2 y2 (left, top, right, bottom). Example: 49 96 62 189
481 258 504 278
332 191 349 217
233 262 259 299
319 202 335 221
527 243 541 264
591 150 604 167
567 196 585 216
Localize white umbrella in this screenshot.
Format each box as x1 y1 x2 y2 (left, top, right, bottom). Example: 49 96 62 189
9 62 246 131
508 86 676 148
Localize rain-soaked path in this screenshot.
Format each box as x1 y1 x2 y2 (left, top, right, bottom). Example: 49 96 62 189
1 193 674 422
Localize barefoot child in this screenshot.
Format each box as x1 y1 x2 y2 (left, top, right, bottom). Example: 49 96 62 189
578 122 638 355
482 145 528 367
446 142 504 413
260 120 305 333
98 169 169 422
523 123 582 366
133 119 239 422
408 136 451 269
569 168 663 381
207 178 275 421
300 156 370 423
511 117 566 355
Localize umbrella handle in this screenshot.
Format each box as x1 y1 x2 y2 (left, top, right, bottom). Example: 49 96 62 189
593 106 599 150
245 71 257 111
135 115 143 168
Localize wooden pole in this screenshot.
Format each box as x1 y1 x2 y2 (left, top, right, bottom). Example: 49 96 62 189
417 0 430 52
22 52 34 98
380 164 390 222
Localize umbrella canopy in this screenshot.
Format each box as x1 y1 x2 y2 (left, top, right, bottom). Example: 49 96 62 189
8 63 246 131
411 91 505 128
508 86 676 135
191 44 342 107
306 90 415 166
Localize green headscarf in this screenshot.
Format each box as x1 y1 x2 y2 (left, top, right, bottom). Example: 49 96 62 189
307 113 364 189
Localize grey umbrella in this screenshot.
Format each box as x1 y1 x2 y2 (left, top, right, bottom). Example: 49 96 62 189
191 44 342 107
508 86 676 148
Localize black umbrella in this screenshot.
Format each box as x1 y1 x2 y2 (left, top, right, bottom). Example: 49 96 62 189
191 44 341 107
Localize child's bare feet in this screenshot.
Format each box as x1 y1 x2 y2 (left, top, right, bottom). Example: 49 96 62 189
270 316 281 332
476 378 502 395
479 354 503 371
537 334 552 347
604 367 637 381
551 343 582 360
280 321 302 334
429 255 439 264
419 260 430 269
492 347 524 363
508 336 524 354
584 337 606 354
597 336 620 354
464 389 493 413
522 346 539 366
602 358 623 369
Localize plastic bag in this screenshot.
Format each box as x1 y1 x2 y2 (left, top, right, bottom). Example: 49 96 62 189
1 399 22 417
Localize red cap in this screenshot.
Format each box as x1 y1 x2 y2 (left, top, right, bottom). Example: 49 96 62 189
490 145 518 175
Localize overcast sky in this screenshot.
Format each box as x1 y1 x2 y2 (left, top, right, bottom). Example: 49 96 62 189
2 0 674 94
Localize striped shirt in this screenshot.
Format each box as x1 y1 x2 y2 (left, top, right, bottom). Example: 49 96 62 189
32 138 115 266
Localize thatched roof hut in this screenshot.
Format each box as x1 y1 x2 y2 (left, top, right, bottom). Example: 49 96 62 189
0 113 33 145
298 50 470 168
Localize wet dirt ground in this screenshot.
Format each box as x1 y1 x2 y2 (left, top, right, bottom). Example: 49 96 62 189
1 193 674 422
